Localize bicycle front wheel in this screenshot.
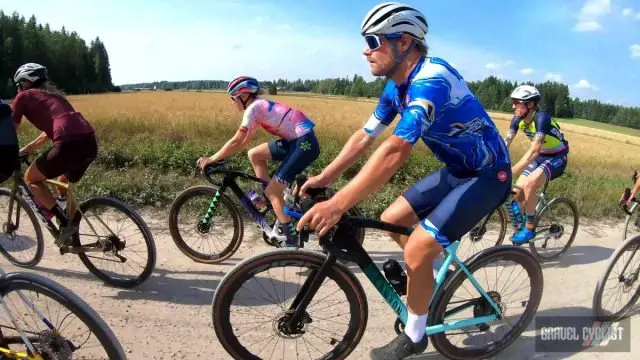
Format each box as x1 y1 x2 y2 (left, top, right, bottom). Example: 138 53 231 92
530 197 579 261
0 271 127 359
0 188 44 268
592 234 640 321
76 196 157 288
168 185 243 263
212 249 368 360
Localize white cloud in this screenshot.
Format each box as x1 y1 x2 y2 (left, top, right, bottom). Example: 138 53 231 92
631 44 640 59
545 73 563 82
581 0 610 16
622 8 633 16
485 63 497 70
574 20 603 31
574 79 599 91
520 68 534 75
636 13 640 20
574 0 610 31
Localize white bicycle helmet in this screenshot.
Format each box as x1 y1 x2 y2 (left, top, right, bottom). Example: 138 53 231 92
14 63 48 84
510 85 541 103
360 2 428 46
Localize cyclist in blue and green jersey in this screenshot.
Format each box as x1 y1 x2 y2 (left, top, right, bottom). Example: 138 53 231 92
505 85 569 244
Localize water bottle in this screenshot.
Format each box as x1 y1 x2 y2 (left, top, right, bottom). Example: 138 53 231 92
382 259 407 296
511 200 523 229
56 195 67 212
248 190 267 213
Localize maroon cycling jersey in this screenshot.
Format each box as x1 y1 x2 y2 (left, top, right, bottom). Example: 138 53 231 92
11 88 94 142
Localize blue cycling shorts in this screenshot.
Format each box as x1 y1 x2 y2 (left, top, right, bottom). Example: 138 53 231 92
403 165 512 248
523 149 568 181
268 130 320 186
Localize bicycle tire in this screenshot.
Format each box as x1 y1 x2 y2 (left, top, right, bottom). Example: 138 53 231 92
0 188 44 268
168 185 243 264
592 234 640 321
459 206 508 261
529 197 579 261
622 202 640 241
0 271 127 359
212 249 368 360
428 246 543 360
76 196 156 288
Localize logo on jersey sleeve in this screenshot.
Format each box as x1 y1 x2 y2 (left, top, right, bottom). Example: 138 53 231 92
407 99 435 127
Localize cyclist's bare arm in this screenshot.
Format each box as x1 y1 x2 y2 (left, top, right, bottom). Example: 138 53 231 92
504 129 517 148
332 135 413 212
511 133 543 175
22 131 48 153
629 171 640 200
200 127 255 168
300 129 375 193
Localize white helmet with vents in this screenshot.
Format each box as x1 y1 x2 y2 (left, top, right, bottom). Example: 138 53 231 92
360 2 429 45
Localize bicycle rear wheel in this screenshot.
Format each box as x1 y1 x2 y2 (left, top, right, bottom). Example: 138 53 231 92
168 185 243 263
212 249 368 360
0 188 44 268
0 271 126 359
428 246 543 360
592 234 640 321
75 196 156 288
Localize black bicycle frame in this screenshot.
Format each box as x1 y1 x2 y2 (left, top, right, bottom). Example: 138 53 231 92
284 214 415 328
204 166 272 229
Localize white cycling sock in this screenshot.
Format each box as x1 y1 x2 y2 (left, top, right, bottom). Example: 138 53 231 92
404 311 427 343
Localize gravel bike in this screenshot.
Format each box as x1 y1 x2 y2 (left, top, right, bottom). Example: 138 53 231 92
211 175 544 360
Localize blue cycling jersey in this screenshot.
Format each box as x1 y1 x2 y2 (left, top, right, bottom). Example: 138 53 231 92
363 56 511 176
0 99 18 146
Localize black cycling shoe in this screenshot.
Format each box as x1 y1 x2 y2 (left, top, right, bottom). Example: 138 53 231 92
370 332 428 360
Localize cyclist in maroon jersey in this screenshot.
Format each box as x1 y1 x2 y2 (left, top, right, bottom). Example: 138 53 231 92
11 63 98 247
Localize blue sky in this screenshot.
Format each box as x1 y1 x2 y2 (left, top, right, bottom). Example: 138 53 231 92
2 0 639 106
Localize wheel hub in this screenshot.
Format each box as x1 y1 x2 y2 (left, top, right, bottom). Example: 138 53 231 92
35 330 74 360
621 273 638 292
273 311 312 339
469 225 487 242
473 291 504 331
548 224 564 238
197 220 211 234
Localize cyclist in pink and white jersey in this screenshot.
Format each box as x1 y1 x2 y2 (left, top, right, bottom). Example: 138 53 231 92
197 76 320 247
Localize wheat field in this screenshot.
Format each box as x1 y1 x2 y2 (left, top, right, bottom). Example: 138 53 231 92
10 91 640 218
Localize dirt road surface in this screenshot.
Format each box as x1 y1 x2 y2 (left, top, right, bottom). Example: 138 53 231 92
2 208 638 360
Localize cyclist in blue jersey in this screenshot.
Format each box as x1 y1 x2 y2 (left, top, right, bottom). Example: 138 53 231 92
0 99 19 184
296 3 512 359
505 85 569 244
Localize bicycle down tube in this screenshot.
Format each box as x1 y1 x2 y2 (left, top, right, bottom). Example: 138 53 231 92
285 211 503 335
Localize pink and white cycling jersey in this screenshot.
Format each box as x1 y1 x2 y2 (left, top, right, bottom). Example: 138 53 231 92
239 99 315 140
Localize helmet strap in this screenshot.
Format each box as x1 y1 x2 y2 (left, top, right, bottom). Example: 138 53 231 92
385 39 413 80
239 94 256 110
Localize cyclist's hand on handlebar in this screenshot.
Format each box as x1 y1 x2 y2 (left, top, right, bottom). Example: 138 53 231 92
196 156 214 171
296 174 331 198
296 198 344 236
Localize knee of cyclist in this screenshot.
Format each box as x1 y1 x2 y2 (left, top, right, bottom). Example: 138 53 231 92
247 148 260 163
403 237 441 269
523 181 538 196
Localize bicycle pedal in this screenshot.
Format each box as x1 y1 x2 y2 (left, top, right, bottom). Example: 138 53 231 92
476 323 490 331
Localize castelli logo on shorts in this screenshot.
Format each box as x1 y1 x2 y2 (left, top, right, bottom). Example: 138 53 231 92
498 171 507 182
